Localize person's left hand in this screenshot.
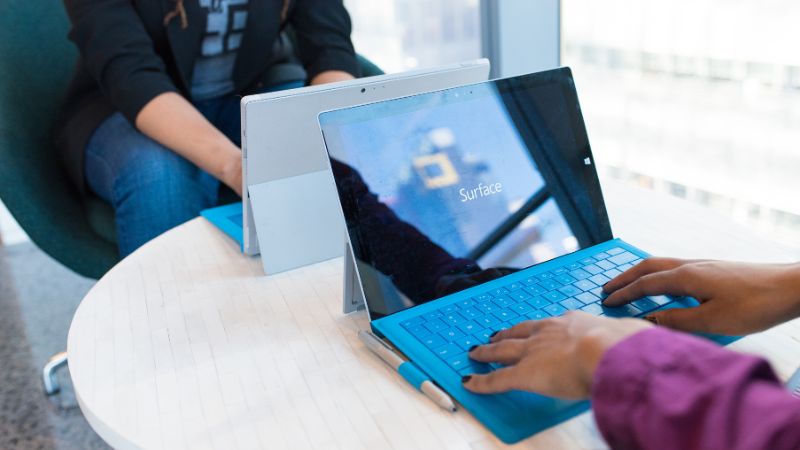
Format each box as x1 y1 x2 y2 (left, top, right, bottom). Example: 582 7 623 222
462 312 652 398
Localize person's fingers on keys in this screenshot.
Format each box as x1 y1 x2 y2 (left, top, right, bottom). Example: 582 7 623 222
603 257 688 294
468 339 528 365
462 366 524 394
490 319 545 342
646 301 725 334
603 269 692 307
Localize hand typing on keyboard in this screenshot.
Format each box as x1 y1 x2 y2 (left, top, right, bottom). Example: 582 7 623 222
602 258 800 335
461 312 652 398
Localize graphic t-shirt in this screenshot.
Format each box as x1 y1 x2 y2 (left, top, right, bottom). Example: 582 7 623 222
191 0 249 100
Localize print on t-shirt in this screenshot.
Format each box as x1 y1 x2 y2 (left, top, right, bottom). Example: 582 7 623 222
198 0 249 57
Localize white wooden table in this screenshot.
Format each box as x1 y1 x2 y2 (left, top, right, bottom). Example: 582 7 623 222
68 180 800 450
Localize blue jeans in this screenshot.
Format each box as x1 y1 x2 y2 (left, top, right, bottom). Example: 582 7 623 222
85 81 304 257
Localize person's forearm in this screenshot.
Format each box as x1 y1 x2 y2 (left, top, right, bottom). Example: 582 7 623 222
592 328 800 450
135 92 242 195
311 70 354 86
785 263 800 318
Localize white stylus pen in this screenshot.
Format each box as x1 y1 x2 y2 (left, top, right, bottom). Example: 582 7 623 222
358 330 457 412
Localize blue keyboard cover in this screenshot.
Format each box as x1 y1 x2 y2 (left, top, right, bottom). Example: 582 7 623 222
372 239 738 444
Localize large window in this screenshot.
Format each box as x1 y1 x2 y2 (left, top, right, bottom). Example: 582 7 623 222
563 0 800 255
344 0 481 73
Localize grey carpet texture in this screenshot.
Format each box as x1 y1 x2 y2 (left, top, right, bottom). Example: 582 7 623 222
0 242 109 449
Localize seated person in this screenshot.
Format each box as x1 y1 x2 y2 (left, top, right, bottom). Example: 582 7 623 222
57 0 359 256
463 259 800 449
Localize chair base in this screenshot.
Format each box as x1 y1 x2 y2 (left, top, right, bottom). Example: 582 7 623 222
43 351 68 395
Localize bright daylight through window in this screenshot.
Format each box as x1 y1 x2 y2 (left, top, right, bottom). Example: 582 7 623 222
345 0 481 73
563 0 800 255
344 0 800 256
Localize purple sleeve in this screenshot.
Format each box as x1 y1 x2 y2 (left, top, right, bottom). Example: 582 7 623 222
592 327 800 450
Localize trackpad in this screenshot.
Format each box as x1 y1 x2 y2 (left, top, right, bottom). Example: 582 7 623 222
249 170 345 274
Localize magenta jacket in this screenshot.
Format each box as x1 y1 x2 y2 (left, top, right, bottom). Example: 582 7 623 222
592 327 800 450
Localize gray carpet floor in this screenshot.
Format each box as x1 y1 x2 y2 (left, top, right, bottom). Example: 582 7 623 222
0 242 109 449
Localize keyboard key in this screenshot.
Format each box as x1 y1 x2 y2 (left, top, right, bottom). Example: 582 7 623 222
559 297 584 310
527 296 552 309
473 330 494 344
492 309 519 322
602 304 644 318
424 319 448 333
455 335 481 351
508 316 528 326
527 310 550 320
606 247 625 255
441 304 459 314
489 288 511 297
631 298 660 313
582 264 603 275
521 276 541 286
421 334 446 348
538 279 562 291
554 274 577 285
476 315 501 328
631 258 644 265
552 267 568 276
544 303 568 317
565 261 583 271
456 299 475 308
434 343 462 359
401 316 425 328
575 292 600 305
504 281 524 291
609 252 638 266
593 251 610 260
460 306 484 319
543 291 567 302
423 311 444 321
443 313 467 326
494 322 512 332
492 296 514 309
458 362 492 376
511 302 534 315
558 285 583 297
508 290 532 302
574 279 597 291
579 257 596 265
580 303 604 315
649 295 673 306
537 272 555 280
595 259 616 271
473 293 494 302
569 268 592 280
588 274 611 286
617 263 633 271
446 353 471 371
604 268 623 279
475 302 498 314
439 328 465 341
457 320 483 335
589 286 606 298
524 285 548 297
408 325 431 338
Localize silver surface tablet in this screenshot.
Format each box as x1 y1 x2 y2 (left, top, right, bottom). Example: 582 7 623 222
241 60 490 273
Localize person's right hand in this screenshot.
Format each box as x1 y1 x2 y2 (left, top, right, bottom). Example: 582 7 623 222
602 258 800 335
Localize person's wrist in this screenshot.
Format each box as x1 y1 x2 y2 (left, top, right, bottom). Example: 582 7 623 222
577 320 653 387
218 143 242 189
781 263 800 316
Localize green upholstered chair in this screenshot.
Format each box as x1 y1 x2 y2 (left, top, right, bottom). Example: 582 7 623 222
0 1 383 396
